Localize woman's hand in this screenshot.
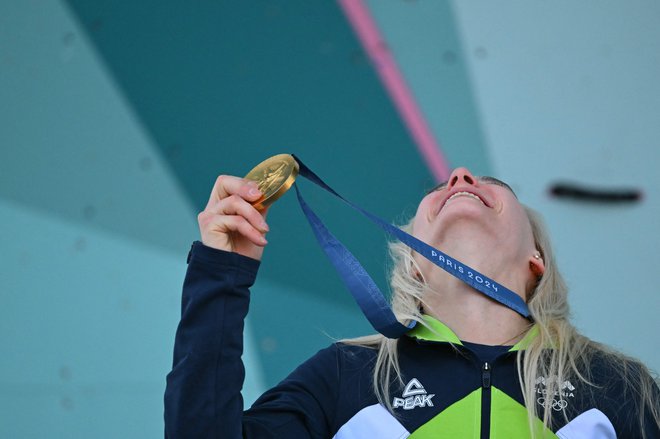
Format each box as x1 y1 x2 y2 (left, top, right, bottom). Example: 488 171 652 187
197 175 270 261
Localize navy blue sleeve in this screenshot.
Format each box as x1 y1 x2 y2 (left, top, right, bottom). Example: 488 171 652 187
164 241 260 438
164 241 341 439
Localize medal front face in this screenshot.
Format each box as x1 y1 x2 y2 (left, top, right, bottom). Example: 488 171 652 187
244 154 299 210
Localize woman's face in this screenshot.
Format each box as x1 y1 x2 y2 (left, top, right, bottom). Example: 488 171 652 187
412 167 537 260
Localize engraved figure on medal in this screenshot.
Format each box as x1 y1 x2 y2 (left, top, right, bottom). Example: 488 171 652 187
259 162 288 193
244 154 299 210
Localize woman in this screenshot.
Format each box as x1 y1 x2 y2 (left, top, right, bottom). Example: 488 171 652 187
165 167 659 438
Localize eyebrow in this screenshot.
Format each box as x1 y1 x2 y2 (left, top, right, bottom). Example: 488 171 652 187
426 176 517 197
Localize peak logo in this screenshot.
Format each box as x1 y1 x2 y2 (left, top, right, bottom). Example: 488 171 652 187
393 378 435 410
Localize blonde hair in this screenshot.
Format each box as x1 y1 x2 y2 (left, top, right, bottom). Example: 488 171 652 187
344 206 659 437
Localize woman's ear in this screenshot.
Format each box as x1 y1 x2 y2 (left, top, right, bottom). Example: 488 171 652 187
529 251 545 278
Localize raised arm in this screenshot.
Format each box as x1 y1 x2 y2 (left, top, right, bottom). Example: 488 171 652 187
165 176 268 438
164 175 342 438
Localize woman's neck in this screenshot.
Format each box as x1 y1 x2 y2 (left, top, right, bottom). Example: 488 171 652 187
421 271 532 346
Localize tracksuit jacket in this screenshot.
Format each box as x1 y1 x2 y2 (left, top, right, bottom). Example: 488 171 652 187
164 241 659 438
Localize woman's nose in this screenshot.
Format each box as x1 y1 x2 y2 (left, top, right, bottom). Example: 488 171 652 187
447 167 478 189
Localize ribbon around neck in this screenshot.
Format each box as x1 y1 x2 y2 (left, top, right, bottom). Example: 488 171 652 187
291 155 530 338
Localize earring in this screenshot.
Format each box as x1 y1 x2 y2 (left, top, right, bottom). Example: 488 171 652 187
533 252 542 260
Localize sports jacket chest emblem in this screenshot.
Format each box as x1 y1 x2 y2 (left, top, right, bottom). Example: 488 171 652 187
393 378 435 410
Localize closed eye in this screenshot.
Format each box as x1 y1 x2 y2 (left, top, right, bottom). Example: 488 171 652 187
426 181 448 194
478 176 517 198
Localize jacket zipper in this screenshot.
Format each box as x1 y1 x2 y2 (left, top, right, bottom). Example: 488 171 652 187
481 362 492 439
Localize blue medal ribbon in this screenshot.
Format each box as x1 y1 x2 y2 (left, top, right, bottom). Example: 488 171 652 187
291 155 530 338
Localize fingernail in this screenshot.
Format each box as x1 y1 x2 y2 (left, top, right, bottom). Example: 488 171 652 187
261 221 269 232
261 236 268 245
249 188 261 197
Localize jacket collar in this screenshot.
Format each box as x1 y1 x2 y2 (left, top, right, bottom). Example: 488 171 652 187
407 314 538 352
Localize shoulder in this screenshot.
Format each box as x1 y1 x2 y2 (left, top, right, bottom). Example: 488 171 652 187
587 349 657 391
335 342 380 363
580 349 660 437
290 342 379 380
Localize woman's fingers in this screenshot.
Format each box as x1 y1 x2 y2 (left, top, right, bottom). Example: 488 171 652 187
208 195 269 233
199 174 271 259
201 214 268 247
206 175 262 209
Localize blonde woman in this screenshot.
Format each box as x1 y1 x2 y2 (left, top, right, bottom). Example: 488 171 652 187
165 168 659 438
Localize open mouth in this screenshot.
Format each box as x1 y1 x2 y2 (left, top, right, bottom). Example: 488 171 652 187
441 191 488 210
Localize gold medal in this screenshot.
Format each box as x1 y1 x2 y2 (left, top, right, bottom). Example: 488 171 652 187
244 154 299 210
